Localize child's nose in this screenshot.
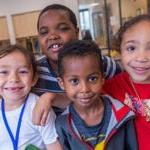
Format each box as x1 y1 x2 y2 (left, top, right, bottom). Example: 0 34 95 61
80 82 90 93
9 73 19 82
48 30 59 40
136 50 149 62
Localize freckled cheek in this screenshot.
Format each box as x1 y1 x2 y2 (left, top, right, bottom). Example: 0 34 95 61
93 85 103 92
121 54 128 61
121 57 131 65
61 36 71 42
63 33 77 41
67 87 76 94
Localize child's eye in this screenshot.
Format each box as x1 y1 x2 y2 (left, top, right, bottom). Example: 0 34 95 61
127 46 135 52
59 26 70 32
19 70 29 74
69 78 79 86
39 28 48 36
88 76 98 82
0 70 8 75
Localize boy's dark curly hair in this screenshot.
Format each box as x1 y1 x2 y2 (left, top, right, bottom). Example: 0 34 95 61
37 4 77 30
58 40 103 77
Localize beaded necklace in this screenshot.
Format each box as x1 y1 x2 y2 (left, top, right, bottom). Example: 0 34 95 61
130 78 150 121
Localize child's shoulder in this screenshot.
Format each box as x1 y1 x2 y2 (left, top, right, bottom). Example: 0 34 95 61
110 71 128 80
55 106 70 127
26 93 40 108
36 56 54 74
37 55 49 66
37 55 46 62
103 95 135 118
28 92 39 100
105 72 129 86
103 95 125 108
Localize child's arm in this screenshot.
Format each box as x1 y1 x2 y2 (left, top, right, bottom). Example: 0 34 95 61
32 92 56 125
37 108 62 150
102 55 123 79
46 140 62 150
32 92 70 125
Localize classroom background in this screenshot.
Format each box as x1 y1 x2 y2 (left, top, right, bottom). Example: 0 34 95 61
0 0 148 58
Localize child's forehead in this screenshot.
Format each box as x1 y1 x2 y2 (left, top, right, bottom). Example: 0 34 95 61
125 20 150 33
122 20 150 38
0 49 23 58
65 54 98 60
1 50 26 60
40 9 70 20
0 50 32 67
62 55 102 74
63 55 100 67
0 51 30 66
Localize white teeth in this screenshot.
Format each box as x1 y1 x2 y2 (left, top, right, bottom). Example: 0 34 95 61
51 44 60 49
53 44 58 48
48 43 62 50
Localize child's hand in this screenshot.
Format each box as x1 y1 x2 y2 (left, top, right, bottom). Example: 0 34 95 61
32 92 56 125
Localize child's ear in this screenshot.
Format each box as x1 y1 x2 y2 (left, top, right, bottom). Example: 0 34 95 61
57 77 65 90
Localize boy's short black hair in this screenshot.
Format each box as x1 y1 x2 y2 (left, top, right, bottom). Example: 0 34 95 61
0 44 37 77
37 4 77 31
58 40 103 77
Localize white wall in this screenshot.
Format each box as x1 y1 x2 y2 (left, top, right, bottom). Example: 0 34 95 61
0 0 78 16
0 0 79 44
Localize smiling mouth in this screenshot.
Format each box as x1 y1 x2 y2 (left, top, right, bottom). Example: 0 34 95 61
132 66 150 74
48 43 63 52
5 87 23 92
79 95 94 101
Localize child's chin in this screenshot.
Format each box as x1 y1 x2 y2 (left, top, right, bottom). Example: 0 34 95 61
131 76 150 83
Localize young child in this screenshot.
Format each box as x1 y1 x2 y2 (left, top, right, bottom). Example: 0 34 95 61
55 40 138 150
33 4 122 124
0 44 62 150
103 14 150 150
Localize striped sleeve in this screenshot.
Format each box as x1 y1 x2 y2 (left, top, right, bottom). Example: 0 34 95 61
102 55 123 79
33 57 64 95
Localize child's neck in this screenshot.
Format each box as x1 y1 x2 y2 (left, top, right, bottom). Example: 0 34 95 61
74 97 104 126
2 97 25 111
49 59 58 75
130 76 150 84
